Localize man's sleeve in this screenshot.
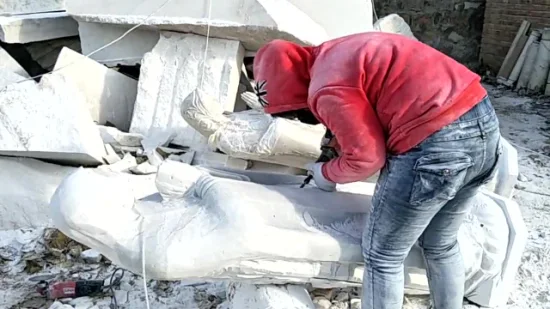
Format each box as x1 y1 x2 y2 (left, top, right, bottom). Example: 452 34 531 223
309 86 386 184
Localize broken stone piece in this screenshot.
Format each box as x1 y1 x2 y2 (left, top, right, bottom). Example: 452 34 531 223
373 14 416 40
313 297 332 309
53 48 138 132
81 249 102 263
0 0 65 15
129 32 244 151
129 161 158 175
229 283 315 309
0 47 30 78
103 144 121 164
98 153 137 173
98 125 144 147
0 74 107 166
0 12 78 44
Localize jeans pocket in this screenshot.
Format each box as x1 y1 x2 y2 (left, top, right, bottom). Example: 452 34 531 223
409 152 474 206
479 138 504 185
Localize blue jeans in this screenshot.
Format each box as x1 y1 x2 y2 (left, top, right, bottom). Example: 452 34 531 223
362 97 502 309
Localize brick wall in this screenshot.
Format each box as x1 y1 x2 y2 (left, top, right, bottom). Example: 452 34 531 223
481 0 550 72
375 0 486 70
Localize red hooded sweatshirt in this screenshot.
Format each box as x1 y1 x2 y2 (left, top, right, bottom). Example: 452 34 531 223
253 32 487 184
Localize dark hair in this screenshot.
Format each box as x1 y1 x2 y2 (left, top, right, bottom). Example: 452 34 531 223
271 109 320 125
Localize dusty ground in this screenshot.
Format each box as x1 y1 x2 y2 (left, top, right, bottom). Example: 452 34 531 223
1 85 549 309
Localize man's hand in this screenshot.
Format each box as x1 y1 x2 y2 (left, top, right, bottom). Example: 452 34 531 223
321 135 341 155
306 163 336 192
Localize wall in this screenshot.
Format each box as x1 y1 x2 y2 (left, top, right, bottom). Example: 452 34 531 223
480 0 550 72
375 0 486 70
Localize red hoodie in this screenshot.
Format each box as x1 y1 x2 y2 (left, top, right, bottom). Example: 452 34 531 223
253 32 487 184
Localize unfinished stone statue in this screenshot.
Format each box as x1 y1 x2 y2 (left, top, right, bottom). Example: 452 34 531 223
50 160 526 308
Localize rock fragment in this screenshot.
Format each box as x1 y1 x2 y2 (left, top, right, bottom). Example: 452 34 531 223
81 249 102 263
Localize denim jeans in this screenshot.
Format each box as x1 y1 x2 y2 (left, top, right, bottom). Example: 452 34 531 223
362 96 502 309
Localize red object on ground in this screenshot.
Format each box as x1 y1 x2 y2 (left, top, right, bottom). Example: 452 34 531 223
37 280 104 299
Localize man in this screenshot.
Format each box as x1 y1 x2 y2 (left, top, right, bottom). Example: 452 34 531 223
252 32 501 309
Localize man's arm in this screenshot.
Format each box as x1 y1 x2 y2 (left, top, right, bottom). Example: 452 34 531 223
309 86 386 184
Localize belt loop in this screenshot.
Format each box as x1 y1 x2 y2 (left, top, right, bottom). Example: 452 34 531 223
478 121 486 139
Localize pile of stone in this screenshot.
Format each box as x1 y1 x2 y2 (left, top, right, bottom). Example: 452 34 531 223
0 0 409 230
496 21 550 96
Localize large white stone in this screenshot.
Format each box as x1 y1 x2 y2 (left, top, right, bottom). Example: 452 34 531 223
77 22 160 66
129 32 244 151
52 47 138 131
50 164 526 307
0 12 78 43
0 0 65 15
66 0 335 50
0 74 107 165
0 46 30 78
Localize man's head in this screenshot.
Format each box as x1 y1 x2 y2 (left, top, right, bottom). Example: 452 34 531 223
253 40 314 116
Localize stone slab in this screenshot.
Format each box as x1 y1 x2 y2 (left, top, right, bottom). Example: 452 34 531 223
66 0 331 50
78 21 159 66
53 47 138 131
129 32 244 150
0 0 65 15
0 46 30 78
0 12 78 43
0 73 106 166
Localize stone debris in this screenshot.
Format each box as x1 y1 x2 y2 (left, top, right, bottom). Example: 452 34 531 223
52 48 138 132
0 12 78 44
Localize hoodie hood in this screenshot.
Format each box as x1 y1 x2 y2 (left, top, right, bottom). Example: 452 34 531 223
253 40 314 115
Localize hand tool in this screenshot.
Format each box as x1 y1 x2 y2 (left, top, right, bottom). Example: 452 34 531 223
300 129 339 188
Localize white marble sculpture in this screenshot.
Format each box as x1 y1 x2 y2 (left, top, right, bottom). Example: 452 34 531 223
50 159 526 308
